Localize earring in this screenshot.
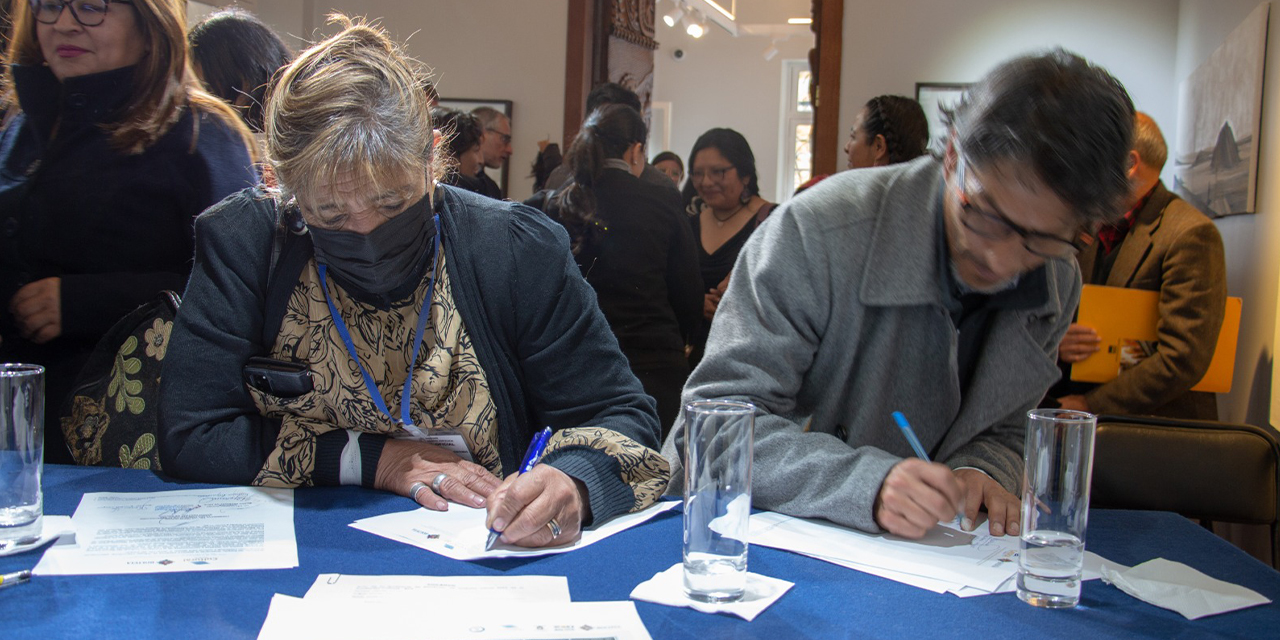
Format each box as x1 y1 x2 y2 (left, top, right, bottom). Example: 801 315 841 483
739 188 751 205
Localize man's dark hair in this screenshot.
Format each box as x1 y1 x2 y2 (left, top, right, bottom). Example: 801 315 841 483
188 8 292 132
862 95 929 164
946 49 1135 225
681 128 760 205
585 82 642 114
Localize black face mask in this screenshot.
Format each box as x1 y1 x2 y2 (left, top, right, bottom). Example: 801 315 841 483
308 195 435 295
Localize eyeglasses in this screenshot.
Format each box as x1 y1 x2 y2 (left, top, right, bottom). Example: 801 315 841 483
954 152 1082 259
690 165 736 183
29 0 132 27
485 128 512 146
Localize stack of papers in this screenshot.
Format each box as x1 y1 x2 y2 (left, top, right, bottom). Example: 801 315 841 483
750 512 1111 597
260 574 653 640
33 487 297 575
351 500 678 560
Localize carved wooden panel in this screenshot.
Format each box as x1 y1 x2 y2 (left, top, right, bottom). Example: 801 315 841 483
609 0 658 50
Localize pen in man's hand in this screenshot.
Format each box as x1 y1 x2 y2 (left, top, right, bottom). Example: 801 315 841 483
0 569 31 590
485 426 553 551
892 411 965 529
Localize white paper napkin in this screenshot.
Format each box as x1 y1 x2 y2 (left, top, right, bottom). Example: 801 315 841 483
629 563 792 621
0 516 74 557
1101 558 1272 619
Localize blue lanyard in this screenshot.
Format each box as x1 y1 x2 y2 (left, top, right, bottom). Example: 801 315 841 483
316 214 442 438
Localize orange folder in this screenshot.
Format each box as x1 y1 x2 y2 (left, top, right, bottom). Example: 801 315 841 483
1070 284 1242 393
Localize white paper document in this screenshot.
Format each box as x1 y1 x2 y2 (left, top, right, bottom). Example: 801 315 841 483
303 573 571 604
259 595 653 640
750 511 1109 597
33 487 297 575
350 500 679 560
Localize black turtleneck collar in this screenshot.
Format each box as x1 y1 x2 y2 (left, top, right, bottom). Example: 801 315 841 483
11 64 138 140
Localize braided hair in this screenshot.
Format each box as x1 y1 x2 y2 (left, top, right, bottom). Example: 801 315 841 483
861 95 930 164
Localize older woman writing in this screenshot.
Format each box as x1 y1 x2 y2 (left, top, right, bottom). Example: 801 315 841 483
0 0 257 463
158 17 668 548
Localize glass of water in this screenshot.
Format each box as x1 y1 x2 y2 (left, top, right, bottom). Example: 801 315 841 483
682 399 754 603
1017 408 1097 608
0 363 44 546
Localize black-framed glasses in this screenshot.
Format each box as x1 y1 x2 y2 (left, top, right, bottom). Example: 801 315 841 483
954 152 1082 259
30 0 133 27
690 165 735 183
485 127 512 146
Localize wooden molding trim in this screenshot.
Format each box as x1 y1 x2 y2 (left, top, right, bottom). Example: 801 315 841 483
812 0 843 176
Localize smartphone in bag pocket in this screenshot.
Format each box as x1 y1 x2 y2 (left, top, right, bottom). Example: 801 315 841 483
242 356 313 398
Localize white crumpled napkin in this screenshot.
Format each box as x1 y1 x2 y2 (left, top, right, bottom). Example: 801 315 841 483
0 515 74 557
630 563 792 621
1101 558 1271 619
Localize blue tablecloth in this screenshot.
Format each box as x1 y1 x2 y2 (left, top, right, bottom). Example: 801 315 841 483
2 465 1278 639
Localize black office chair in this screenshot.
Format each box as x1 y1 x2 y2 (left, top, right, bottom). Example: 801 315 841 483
1090 414 1280 569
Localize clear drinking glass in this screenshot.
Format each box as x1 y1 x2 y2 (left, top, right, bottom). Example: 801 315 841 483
1017 408 1097 608
682 399 754 603
0 364 44 546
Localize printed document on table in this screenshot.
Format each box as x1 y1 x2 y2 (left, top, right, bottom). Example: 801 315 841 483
259 595 653 640
303 574 571 604
34 487 296 575
350 499 678 560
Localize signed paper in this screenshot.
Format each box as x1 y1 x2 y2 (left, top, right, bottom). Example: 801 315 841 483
350 500 678 561
34 487 296 575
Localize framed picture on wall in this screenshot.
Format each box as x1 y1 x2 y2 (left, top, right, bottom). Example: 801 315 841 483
915 83 969 153
439 98 513 198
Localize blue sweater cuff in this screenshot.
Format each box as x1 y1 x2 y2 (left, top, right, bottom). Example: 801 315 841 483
542 445 634 527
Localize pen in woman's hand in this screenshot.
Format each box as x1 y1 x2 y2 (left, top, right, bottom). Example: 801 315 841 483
485 426 553 551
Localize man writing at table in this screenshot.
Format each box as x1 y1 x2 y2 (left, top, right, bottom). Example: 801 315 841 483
662 50 1135 539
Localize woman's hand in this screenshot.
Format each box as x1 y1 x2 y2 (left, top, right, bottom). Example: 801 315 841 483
485 465 589 548
374 438 501 511
9 277 62 344
703 291 720 320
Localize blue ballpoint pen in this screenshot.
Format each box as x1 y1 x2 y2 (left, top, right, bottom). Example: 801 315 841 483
485 426 553 551
892 411 965 529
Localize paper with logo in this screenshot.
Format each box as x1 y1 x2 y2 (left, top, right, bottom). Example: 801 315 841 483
33 487 296 575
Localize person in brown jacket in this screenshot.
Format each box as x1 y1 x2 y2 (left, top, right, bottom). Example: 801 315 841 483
1050 112 1227 420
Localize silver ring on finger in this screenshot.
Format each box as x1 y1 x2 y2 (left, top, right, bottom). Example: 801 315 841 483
409 481 429 503
546 518 562 539
431 472 449 494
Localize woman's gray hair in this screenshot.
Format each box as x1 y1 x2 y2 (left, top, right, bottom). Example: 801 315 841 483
264 14 439 203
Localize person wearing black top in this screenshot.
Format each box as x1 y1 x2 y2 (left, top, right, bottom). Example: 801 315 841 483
681 128 775 368
547 104 701 435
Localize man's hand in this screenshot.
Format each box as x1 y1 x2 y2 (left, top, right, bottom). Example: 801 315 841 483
9 278 62 344
485 465 588 548
1056 395 1089 412
1057 323 1100 363
956 468 1021 536
374 439 501 511
873 458 962 539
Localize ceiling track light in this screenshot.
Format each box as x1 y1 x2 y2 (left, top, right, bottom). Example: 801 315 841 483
662 1 685 28
686 9 707 38
763 40 780 61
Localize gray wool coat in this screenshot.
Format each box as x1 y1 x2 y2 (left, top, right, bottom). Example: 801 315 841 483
660 156 1080 533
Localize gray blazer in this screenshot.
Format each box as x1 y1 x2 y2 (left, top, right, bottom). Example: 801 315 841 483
661 157 1080 533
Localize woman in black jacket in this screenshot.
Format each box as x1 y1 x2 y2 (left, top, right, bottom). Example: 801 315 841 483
0 0 258 462
550 104 702 436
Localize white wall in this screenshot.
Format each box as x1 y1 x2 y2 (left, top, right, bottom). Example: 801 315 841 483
838 0 1181 183
249 0 569 200
652 25 813 203
1176 1 1279 429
